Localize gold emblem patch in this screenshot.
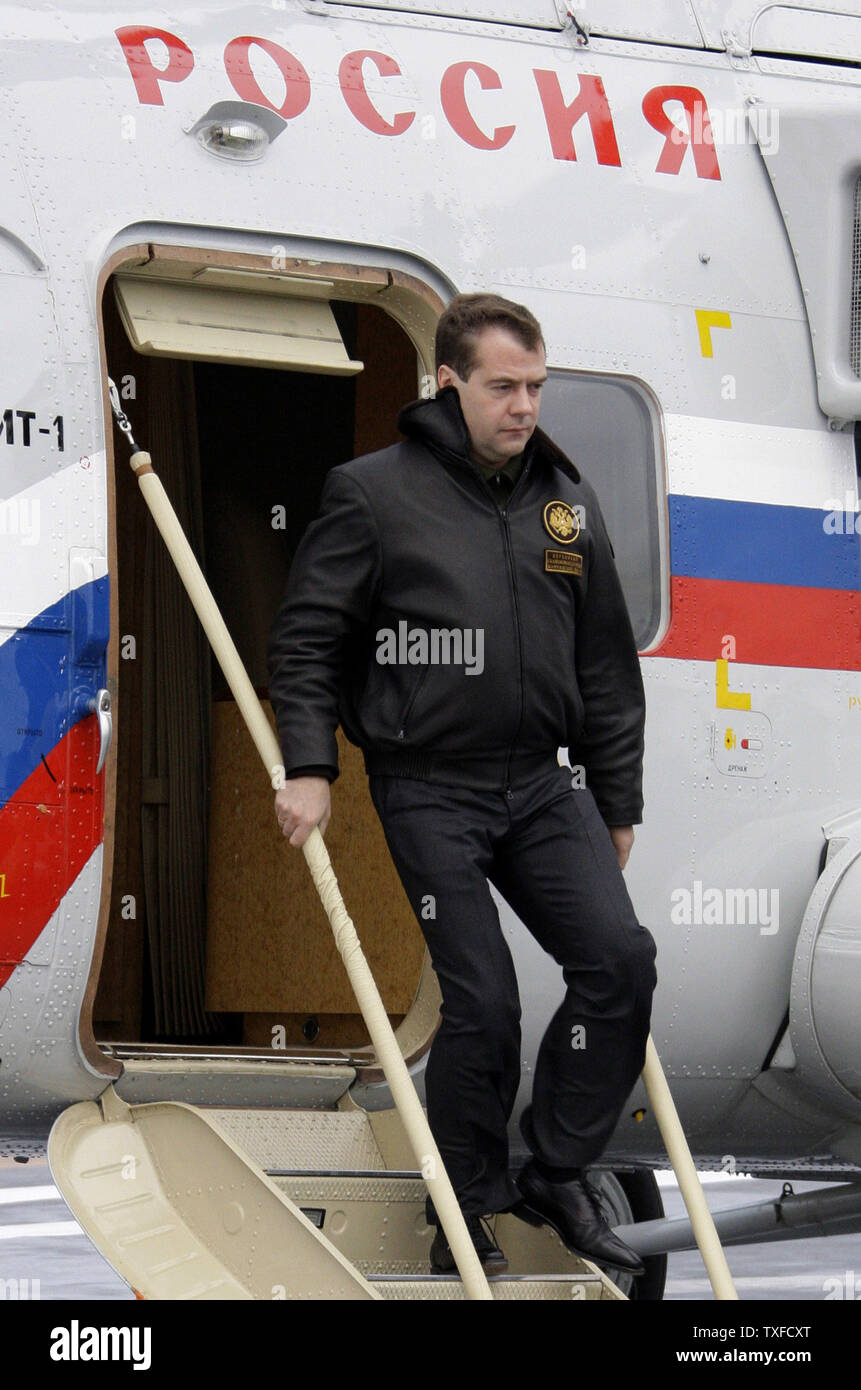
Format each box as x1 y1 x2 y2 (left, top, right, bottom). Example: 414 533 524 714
543 500 580 544
545 549 583 576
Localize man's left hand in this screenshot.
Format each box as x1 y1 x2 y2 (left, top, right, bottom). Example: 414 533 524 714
609 825 634 870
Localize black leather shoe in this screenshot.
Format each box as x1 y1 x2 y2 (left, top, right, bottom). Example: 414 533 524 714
429 1214 508 1275
516 1161 645 1276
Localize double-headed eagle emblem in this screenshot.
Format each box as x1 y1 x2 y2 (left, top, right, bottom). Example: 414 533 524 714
543 500 580 544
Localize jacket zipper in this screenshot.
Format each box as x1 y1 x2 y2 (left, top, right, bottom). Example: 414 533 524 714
458 453 532 793
467 455 532 796
499 504 523 799
500 455 533 796
396 664 431 740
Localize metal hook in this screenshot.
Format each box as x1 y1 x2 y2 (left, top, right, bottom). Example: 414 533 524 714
106 376 140 453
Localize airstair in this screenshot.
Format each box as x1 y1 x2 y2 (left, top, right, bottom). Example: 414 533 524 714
48 1085 624 1301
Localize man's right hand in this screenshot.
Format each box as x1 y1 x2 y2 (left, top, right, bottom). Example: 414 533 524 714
274 776 331 848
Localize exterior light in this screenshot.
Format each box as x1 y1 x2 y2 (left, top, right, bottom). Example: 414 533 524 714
188 101 287 162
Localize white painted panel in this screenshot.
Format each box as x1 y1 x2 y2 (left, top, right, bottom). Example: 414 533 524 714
324 0 567 27
571 0 705 45
664 414 856 507
755 6 861 62
327 0 706 43
694 0 861 53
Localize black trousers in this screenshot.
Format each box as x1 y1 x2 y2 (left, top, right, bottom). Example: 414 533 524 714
368 761 658 1218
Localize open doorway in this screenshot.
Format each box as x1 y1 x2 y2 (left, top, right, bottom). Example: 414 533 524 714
92 249 438 1064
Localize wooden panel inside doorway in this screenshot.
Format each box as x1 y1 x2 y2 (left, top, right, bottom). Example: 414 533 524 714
204 708 424 1015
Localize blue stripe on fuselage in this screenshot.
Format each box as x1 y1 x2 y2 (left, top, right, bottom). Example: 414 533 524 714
0 578 108 810
668 495 861 589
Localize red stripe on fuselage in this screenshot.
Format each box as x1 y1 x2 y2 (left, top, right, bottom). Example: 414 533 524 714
645 576 861 669
0 717 103 990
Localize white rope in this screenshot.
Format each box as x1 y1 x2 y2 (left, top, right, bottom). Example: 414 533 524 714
642 1036 738 1298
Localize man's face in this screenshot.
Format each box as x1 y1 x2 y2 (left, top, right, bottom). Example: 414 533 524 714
437 326 547 470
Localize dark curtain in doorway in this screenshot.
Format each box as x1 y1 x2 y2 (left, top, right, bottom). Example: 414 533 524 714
140 358 223 1038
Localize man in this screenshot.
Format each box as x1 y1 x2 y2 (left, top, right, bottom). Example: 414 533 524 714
268 292 657 1278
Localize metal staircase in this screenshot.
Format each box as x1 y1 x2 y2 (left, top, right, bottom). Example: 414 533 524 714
48 1087 625 1301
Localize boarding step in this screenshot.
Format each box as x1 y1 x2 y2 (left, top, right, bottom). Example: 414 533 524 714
47 1093 625 1300
266 1170 619 1290
203 1106 625 1295
206 1105 388 1173
368 1274 607 1300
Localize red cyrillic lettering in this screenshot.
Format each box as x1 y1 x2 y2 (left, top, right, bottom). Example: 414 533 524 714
642 85 721 180
224 36 311 119
115 26 194 106
339 51 415 136
533 70 621 165
440 61 514 151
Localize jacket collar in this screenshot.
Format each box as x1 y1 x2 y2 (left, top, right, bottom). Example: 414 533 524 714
397 385 581 485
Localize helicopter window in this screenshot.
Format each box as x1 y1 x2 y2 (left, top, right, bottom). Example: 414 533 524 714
538 369 663 650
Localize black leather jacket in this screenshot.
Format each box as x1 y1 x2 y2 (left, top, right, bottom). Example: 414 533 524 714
267 387 646 825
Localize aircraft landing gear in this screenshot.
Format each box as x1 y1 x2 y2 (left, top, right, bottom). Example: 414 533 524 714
589 1169 667 1301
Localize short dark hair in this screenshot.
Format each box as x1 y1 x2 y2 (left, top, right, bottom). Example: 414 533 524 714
435 292 545 380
